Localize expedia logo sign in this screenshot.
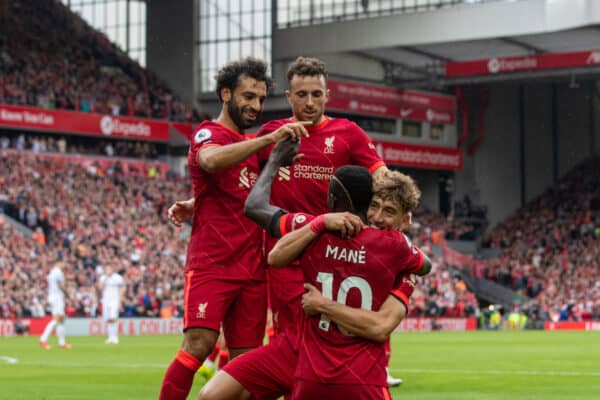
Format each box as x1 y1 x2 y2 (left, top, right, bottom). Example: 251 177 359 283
487 57 537 74
487 58 501 74
426 109 451 123
100 116 151 137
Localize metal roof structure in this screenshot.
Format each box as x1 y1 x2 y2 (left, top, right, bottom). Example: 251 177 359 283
272 0 600 88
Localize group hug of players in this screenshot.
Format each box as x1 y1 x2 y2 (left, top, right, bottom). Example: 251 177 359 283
159 56 432 400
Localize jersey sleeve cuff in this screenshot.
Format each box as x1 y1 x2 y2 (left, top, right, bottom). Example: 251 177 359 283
408 249 425 274
368 160 386 173
389 289 409 311
198 143 221 152
279 213 290 236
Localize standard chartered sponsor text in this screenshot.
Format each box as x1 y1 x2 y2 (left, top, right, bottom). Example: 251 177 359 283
294 164 334 180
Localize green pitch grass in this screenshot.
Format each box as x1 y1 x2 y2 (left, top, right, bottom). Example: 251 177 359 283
0 331 599 399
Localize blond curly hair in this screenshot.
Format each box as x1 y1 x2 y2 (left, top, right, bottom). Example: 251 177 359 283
372 170 421 213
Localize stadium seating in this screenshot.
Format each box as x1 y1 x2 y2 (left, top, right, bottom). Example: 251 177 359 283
0 133 160 159
0 147 483 320
0 150 189 319
480 158 600 321
408 208 480 318
0 0 202 122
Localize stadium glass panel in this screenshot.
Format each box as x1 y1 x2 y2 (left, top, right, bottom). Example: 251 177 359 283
60 0 147 66
198 0 271 92
275 0 526 28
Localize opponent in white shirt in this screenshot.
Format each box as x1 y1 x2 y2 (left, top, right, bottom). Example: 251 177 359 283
39 263 71 349
99 266 125 344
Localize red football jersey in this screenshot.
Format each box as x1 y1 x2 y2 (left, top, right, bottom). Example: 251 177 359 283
257 116 384 214
185 121 264 280
257 116 384 337
295 228 424 386
278 213 414 345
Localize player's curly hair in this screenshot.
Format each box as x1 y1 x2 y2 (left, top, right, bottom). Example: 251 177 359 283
215 57 274 101
286 56 328 82
373 170 421 213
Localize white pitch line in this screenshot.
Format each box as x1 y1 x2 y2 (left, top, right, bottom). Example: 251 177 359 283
9 360 600 378
12 360 166 369
0 356 18 365
391 368 600 377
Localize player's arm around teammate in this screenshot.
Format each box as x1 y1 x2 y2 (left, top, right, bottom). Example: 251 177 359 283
269 170 433 343
301 277 413 342
246 139 425 344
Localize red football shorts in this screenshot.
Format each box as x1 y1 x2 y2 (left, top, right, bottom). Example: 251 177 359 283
266 266 304 336
183 269 267 349
223 333 297 400
291 380 392 400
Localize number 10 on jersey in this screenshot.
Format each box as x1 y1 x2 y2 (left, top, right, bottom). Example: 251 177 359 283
315 272 373 336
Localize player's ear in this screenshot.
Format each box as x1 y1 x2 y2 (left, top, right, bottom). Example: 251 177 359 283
399 212 411 231
221 87 232 103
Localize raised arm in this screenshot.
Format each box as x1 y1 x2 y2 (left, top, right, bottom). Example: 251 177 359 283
198 122 309 173
244 137 300 237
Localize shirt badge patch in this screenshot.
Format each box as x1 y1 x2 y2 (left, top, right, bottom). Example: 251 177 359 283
294 214 307 224
194 128 212 144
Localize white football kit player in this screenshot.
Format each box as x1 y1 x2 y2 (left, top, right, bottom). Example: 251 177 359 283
100 270 125 344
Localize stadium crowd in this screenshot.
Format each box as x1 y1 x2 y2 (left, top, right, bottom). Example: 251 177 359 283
0 149 480 320
4 146 597 323
480 158 600 321
0 151 190 320
407 208 480 319
0 0 203 122
0 132 161 159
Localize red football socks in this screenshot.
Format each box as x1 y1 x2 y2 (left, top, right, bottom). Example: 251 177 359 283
159 349 202 400
207 343 220 363
217 349 229 370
